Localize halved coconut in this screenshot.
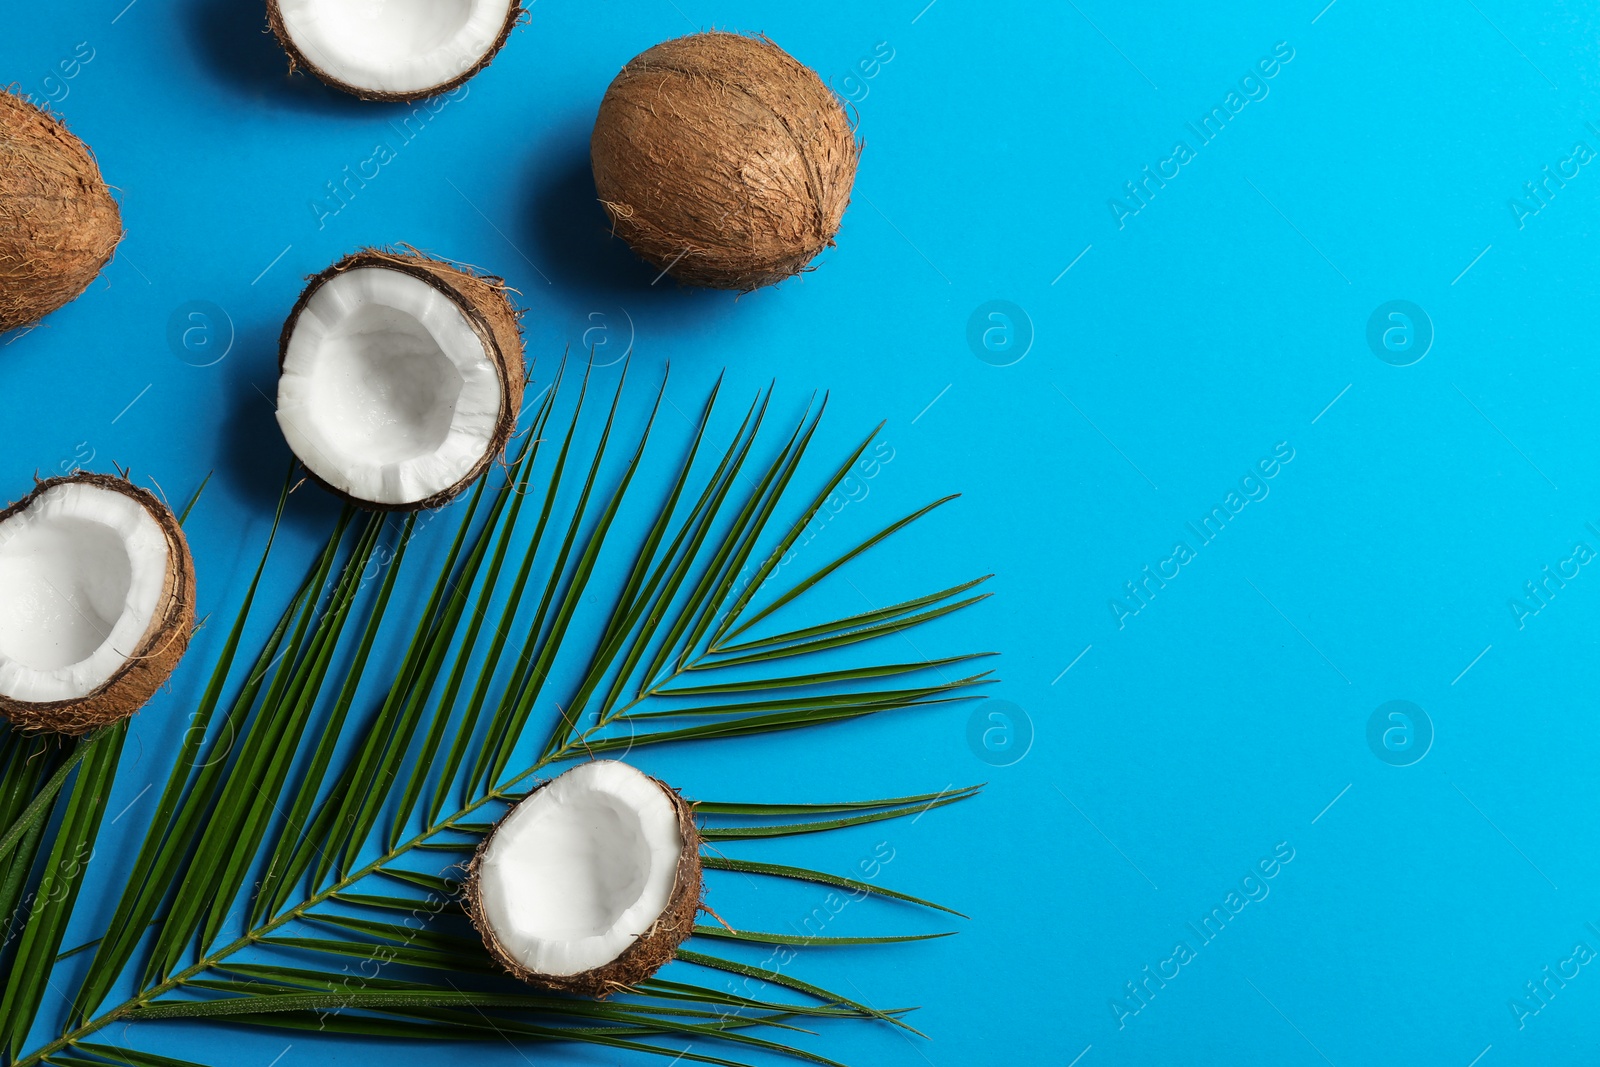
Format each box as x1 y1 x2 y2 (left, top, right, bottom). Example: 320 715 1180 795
267 0 523 102
0 89 122 332
464 761 703 997
0 474 195 736
275 249 525 512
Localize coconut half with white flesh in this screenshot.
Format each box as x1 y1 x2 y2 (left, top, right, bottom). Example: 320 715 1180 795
465 761 703 997
267 0 523 102
0 474 195 736
275 249 525 512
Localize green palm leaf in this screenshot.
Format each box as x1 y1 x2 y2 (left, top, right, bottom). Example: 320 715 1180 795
4 371 993 1067
699 858 967 916
0 737 93 866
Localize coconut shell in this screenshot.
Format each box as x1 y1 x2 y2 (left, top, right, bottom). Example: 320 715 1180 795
277 247 527 512
0 473 195 736
590 32 861 291
265 0 524 103
463 772 704 999
0 89 122 332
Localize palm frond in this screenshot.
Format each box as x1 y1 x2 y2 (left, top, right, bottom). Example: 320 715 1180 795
5 370 993 1067
0 721 124 1056
698 858 967 916
0 737 92 866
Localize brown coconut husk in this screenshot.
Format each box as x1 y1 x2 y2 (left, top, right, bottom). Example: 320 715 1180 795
276 247 527 513
265 0 525 103
462 772 704 999
590 31 861 291
0 88 122 332
0 473 195 736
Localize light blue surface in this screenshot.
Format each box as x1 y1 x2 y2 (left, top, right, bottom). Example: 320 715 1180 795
7 0 1600 1064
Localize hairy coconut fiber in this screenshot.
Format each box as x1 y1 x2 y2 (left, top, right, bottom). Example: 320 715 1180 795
265 0 523 103
277 247 527 512
590 32 860 290
0 474 195 736
0 89 122 332
462 775 705 998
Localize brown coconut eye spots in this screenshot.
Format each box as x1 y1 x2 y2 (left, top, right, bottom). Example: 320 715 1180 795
0 90 122 333
589 32 861 291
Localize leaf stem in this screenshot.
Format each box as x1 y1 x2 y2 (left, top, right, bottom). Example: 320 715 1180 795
17 760 555 1067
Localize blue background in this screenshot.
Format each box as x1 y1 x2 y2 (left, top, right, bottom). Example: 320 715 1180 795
6 0 1600 1064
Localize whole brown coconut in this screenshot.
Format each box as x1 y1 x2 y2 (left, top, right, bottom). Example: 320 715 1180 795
0 473 195 736
463 762 704 998
0 90 122 332
590 32 860 290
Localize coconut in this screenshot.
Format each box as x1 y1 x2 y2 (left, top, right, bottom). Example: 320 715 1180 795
0 473 195 736
464 761 703 998
267 0 523 102
275 248 526 512
0 89 122 332
590 32 860 291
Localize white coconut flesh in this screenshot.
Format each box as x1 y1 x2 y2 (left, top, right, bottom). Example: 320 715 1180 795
477 761 686 977
0 482 168 703
276 267 504 507
275 0 515 96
